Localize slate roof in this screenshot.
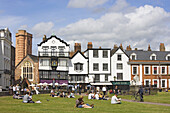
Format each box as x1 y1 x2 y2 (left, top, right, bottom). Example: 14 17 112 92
15 54 38 68
125 50 170 61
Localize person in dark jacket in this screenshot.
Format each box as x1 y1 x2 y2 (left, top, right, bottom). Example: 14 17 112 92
137 86 144 102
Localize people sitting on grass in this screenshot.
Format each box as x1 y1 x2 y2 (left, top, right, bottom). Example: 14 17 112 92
75 96 94 108
23 92 35 103
99 93 108 100
88 92 94 99
50 89 56 97
111 94 121 104
68 91 75 98
13 94 23 99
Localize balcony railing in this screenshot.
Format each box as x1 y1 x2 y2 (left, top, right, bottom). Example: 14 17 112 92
38 51 70 57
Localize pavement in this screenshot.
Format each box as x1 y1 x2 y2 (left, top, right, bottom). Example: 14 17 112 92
122 99 170 107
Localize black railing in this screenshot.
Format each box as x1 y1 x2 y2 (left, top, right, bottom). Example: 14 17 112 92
38 51 70 57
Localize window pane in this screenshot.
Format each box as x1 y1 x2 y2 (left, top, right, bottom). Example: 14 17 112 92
117 55 121 61
117 63 123 69
103 51 108 58
93 50 98 58
117 73 123 80
103 63 108 71
93 63 99 71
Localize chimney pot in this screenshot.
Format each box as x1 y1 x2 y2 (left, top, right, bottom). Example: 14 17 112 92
87 42 93 49
160 43 165 51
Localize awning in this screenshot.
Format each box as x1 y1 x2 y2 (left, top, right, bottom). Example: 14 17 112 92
111 81 130 85
90 83 112 85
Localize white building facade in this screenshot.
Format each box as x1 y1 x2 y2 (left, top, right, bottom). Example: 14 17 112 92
111 47 131 88
0 28 12 90
38 35 70 85
84 48 112 86
68 51 88 87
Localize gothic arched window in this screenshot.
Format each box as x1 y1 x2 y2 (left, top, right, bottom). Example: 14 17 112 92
23 61 33 80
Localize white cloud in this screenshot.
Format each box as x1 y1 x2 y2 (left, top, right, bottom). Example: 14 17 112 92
31 22 54 38
0 16 25 28
67 0 108 8
58 4 170 51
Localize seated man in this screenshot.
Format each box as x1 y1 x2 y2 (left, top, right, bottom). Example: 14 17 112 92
111 94 121 104
50 89 55 97
23 92 34 103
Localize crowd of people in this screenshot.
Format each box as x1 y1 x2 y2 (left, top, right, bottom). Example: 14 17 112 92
11 84 139 107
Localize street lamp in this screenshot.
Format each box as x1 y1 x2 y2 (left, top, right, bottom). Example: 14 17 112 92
58 74 60 84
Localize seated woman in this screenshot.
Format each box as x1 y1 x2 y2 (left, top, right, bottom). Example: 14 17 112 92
99 93 107 100
76 96 94 108
68 91 75 98
50 89 56 97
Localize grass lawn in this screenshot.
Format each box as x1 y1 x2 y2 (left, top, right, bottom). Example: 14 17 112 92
0 94 170 113
119 92 170 104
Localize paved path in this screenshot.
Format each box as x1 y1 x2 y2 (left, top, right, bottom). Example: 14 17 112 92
122 99 170 107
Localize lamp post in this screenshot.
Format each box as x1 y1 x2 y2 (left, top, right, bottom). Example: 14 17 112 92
58 74 60 85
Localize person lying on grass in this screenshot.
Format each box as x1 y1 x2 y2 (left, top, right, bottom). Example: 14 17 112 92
75 96 94 108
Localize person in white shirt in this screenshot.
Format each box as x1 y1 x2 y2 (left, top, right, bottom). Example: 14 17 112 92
88 92 94 99
13 85 16 94
102 86 107 96
95 92 99 100
111 94 121 104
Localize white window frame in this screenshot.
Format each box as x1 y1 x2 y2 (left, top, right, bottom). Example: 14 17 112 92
130 53 136 60
152 79 159 88
144 79 151 86
150 53 156 60
152 66 159 75
161 79 167 88
160 66 167 75
132 65 138 75
144 65 150 75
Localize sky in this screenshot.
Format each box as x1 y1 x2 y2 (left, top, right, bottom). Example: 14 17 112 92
0 0 170 55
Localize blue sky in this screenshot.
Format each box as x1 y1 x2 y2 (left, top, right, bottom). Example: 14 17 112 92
0 0 170 55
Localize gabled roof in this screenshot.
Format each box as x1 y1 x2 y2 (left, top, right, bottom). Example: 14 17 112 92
70 50 88 59
125 50 170 60
111 47 129 58
15 54 38 68
37 35 69 46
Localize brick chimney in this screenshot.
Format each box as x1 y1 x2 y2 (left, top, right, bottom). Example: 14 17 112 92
87 42 93 49
135 48 138 50
148 44 151 51
126 45 132 51
120 43 123 50
160 43 165 51
43 35 46 41
74 43 81 52
114 44 118 49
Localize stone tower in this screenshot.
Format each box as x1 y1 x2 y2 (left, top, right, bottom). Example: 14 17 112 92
15 30 32 66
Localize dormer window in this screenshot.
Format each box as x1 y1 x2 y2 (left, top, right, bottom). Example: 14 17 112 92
74 63 83 71
131 53 136 60
150 54 156 60
166 54 170 61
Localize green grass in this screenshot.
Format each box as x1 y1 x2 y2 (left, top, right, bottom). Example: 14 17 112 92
0 94 170 113
119 92 170 104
